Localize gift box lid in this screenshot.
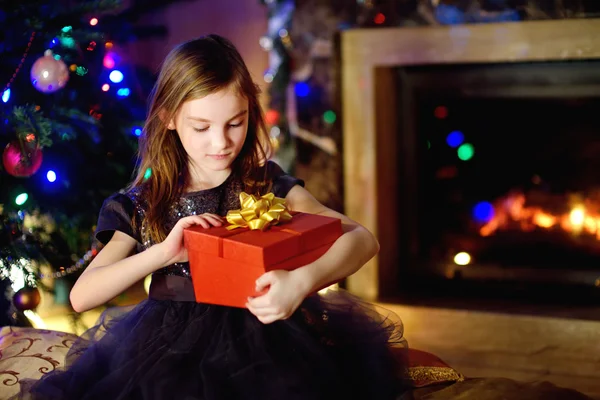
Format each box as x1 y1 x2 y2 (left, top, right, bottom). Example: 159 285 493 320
184 212 342 268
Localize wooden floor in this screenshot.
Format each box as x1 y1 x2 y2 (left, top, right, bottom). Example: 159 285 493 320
381 303 600 399
37 283 600 399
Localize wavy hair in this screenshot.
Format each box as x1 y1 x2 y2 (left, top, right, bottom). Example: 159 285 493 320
130 35 272 244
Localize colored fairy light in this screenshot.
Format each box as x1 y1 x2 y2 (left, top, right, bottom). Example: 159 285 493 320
103 54 115 69
46 170 57 182
446 131 464 148
144 168 152 180
473 201 494 223
434 105 448 119
117 88 130 97
263 72 274 83
323 110 336 124
109 70 124 83
259 36 273 51
90 18 98 26
2 89 10 103
374 13 385 24
454 252 471 266
457 143 475 161
132 127 142 136
295 82 309 97
15 193 28 206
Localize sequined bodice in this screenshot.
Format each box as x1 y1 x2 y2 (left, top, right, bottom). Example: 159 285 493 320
128 175 243 277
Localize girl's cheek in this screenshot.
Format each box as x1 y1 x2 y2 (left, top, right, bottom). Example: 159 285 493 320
188 135 208 152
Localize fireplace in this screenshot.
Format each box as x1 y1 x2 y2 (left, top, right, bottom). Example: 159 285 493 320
339 18 600 302
394 60 600 303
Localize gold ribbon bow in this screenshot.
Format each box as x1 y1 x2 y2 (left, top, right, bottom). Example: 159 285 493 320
226 192 293 231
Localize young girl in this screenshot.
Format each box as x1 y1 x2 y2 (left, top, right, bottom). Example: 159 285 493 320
17 35 407 400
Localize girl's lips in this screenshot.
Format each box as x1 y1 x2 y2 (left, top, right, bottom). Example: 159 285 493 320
208 153 230 160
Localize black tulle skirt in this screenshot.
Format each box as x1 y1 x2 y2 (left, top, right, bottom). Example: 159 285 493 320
16 289 408 400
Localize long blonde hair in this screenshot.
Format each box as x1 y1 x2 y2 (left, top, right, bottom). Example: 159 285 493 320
130 35 272 244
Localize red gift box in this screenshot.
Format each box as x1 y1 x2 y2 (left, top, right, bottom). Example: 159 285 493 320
183 212 343 308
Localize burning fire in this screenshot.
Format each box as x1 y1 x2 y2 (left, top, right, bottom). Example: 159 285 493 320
479 191 600 240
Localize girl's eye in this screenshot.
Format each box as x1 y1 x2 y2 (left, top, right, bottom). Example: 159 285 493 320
229 121 244 128
193 127 209 132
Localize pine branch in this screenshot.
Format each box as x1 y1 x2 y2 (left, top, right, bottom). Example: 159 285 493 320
10 105 54 147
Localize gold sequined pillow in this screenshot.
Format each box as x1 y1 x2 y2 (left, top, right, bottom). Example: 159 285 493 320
395 347 465 388
0 326 79 399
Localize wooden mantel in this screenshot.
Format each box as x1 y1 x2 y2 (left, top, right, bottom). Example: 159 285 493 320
341 18 600 301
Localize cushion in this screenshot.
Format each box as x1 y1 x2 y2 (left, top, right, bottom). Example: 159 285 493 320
399 347 465 388
0 326 79 399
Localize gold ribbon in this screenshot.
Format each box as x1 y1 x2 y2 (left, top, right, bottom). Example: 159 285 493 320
226 192 292 231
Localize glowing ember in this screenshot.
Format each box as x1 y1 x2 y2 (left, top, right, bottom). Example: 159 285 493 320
479 191 600 240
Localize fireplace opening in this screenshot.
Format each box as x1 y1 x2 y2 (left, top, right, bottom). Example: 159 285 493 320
394 60 600 312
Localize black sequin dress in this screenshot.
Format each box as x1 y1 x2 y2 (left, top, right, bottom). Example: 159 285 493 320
16 161 408 400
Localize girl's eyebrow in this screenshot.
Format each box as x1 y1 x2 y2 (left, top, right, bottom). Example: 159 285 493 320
187 110 248 123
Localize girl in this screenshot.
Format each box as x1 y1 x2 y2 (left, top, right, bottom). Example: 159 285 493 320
17 35 407 400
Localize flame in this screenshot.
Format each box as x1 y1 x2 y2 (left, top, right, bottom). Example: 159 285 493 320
479 192 600 240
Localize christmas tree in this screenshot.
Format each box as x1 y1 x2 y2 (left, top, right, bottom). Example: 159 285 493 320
0 0 189 327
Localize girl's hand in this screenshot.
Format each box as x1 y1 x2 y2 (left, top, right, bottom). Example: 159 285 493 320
246 269 310 324
159 214 223 266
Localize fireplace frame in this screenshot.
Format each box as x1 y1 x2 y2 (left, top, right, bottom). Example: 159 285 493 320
340 19 600 300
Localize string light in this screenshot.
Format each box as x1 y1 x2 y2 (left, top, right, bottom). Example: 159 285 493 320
101 83 110 92
454 252 471 266
457 143 475 161
434 105 448 119
46 170 57 182
446 130 464 148
473 201 494 223
117 88 130 97
89 18 98 26
2 31 36 93
103 54 115 69
38 246 101 279
374 13 385 24
323 110 336 124
109 70 124 83
15 193 28 206
263 71 274 83
295 82 309 97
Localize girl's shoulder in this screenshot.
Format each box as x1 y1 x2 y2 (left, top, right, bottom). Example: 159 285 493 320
264 160 304 199
95 184 150 245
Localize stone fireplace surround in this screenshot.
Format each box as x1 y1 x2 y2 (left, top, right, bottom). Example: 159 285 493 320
340 18 600 301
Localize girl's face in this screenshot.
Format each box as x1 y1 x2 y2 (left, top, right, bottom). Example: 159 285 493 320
169 86 248 176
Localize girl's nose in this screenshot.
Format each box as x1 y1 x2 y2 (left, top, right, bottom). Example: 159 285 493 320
211 129 228 149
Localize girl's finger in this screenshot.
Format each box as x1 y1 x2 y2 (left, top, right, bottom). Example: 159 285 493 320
246 295 272 309
201 215 223 226
258 314 283 325
204 213 224 221
246 303 277 316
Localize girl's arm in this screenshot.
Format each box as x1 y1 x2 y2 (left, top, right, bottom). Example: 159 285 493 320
284 185 380 295
70 214 222 312
69 232 164 312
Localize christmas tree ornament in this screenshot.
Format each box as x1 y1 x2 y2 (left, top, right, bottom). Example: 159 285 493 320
13 286 41 311
2 139 43 177
30 50 69 93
